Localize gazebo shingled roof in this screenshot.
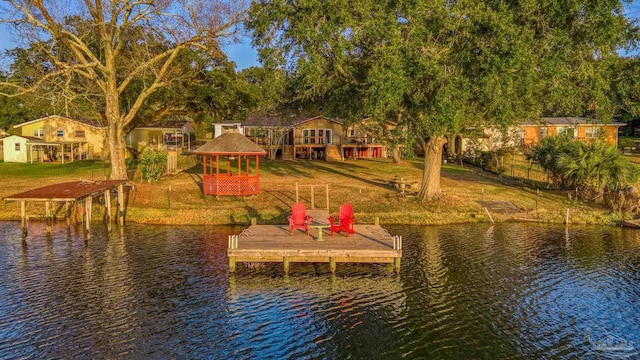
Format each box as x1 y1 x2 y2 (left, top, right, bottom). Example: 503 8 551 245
194 133 267 154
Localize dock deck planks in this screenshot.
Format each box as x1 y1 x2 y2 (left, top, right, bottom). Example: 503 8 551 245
228 223 402 273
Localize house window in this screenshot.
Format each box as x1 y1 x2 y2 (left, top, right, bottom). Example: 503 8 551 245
539 127 548 138
222 126 239 134
349 128 356 137
75 130 86 138
56 130 64 137
15 142 20 151
557 126 575 138
585 127 599 138
303 129 332 144
33 129 44 137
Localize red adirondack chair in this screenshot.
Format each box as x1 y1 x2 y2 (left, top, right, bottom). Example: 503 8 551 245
328 203 355 237
288 203 313 235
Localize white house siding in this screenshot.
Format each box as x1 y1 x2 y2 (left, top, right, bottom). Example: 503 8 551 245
2 135 29 163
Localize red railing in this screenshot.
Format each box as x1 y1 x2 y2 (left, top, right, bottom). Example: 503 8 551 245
202 174 260 196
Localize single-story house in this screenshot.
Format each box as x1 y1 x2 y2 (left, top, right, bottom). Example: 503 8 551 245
455 117 626 158
126 119 196 154
521 117 625 148
10 115 106 162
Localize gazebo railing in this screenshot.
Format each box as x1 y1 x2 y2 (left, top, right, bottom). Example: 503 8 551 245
203 174 260 196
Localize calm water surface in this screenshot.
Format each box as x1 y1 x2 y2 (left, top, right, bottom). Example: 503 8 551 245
0 222 639 359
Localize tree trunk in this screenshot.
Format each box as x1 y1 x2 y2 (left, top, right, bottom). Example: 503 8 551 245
108 124 128 180
448 133 458 159
392 146 402 163
105 76 128 180
418 135 447 201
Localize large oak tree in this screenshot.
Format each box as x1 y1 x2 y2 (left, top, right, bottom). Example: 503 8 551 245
0 0 246 179
249 0 636 201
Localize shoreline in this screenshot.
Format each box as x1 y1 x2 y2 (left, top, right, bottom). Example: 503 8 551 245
0 158 631 228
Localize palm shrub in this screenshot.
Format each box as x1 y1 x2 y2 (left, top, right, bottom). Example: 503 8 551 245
526 133 573 186
557 141 639 196
556 141 640 208
529 136 640 210
139 148 167 183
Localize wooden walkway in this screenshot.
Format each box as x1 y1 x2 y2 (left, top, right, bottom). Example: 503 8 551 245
4 180 129 239
228 214 402 274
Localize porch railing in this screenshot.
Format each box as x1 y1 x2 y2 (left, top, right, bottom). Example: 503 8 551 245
202 174 260 196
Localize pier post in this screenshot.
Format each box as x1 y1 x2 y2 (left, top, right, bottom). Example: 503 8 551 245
229 256 236 272
104 190 112 231
394 257 401 273
65 202 72 228
45 201 52 234
310 185 315 209
283 257 290 274
117 184 125 227
330 257 336 273
326 184 329 211
20 201 27 238
85 196 92 239
251 218 257 226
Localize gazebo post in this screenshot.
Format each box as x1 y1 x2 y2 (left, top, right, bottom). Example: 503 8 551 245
202 154 207 176
216 154 220 194
237 154 241 176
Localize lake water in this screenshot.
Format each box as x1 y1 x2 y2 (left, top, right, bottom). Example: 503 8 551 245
0 221 639 359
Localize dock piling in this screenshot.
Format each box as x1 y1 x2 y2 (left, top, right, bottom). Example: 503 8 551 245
45 201 52 234
20 201 27 239
394 258 401 273
229 256 236 272
117 184 125 227
104 190 112 231
85 196 92 239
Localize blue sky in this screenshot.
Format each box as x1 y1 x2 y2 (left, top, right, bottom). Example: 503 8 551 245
1 2 640 71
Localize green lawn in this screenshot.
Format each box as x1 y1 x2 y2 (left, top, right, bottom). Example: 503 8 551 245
0 160 109 179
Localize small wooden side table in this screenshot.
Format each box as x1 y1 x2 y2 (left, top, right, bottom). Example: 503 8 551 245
309 225 330 241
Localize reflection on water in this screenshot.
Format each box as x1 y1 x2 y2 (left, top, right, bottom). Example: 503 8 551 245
0 221 639 358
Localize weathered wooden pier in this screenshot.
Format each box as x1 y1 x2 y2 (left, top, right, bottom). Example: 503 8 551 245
3 180 129 239
228 213 402 274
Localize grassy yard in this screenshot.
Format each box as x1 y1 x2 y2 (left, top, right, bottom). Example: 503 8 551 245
0 157 628 226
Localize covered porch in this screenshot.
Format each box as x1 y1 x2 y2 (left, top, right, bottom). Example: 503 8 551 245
28 140 89 163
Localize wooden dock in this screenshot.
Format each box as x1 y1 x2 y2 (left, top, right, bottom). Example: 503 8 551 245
227 221 402 274
3 180 129 239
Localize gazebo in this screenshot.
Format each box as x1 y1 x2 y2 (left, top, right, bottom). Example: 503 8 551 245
194 133 267 196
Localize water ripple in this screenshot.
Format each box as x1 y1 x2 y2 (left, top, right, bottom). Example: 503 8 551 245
0 222 639 358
